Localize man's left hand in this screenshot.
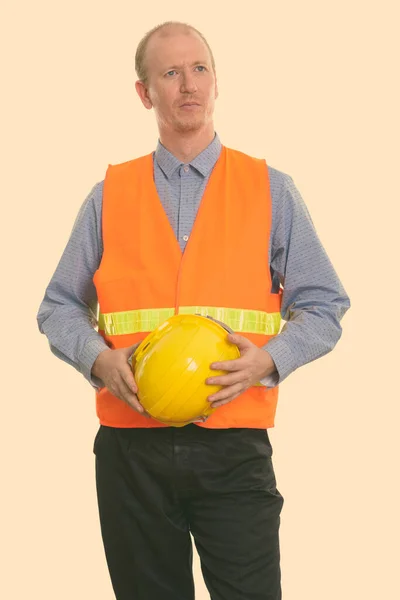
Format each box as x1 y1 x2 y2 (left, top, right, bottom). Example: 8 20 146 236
206 334 277 408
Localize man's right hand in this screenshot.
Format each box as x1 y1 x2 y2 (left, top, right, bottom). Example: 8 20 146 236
91 345 149 416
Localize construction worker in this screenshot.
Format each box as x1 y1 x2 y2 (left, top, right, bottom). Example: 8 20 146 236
36 21 351 600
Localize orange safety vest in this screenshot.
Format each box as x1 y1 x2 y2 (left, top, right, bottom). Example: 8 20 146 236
93 145 283 429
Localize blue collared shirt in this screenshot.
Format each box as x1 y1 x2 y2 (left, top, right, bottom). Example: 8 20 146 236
37 132 350 389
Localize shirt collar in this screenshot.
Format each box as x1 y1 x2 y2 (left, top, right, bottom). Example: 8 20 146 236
154 132 222 178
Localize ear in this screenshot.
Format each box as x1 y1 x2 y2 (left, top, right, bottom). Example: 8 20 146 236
135 80 153 110
214 73 219 100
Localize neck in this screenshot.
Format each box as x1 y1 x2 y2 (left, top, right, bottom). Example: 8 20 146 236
159 124 215 163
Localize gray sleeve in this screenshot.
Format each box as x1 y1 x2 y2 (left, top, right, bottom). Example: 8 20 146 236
36 181 108 389
261 167 351 386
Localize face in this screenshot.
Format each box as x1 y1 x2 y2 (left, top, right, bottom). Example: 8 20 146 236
136 29 218 134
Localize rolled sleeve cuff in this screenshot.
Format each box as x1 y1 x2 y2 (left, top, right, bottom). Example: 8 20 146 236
259 336 298 387
259 370 280 388
79 337 109 389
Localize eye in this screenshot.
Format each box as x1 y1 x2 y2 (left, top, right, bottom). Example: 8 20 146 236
195 65 206 72
166 70 177 77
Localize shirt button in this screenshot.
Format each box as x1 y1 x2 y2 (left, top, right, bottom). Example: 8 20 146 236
183 165 189 173
183 235 189 241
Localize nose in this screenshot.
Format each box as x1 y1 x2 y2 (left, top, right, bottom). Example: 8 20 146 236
180 68 198 94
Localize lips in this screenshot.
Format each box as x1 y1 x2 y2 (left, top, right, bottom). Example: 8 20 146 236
180 102 200 107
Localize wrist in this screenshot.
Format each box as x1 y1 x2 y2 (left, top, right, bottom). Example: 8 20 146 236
92 348 112 378
260 349 277 379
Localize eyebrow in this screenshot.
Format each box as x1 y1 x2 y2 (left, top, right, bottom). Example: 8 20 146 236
164 61 207 71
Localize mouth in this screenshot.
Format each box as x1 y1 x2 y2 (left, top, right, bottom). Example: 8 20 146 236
180 102 200 107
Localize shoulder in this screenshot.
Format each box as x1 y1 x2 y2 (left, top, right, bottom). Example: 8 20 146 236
225 146 294 188
85 150 152 211
73 180 105 231
106 153 153 175
267 165 295 202
224 146 301 219
83 180 104 215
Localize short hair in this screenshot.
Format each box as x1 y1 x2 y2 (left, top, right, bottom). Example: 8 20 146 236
135 21 216 84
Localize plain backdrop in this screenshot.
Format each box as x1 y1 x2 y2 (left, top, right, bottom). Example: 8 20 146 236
1 1 399 599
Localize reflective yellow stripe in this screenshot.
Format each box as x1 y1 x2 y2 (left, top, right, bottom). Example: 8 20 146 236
178 306 281 335
98 308 175 335
98 306 281 336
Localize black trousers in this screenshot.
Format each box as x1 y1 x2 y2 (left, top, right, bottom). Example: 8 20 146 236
93 424 284 600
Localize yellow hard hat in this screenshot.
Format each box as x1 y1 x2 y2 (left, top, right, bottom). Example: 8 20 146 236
131 314 240 427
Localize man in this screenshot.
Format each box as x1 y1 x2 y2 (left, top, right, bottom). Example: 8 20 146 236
37 21 350 600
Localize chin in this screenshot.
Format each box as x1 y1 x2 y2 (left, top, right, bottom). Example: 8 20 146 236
174 118 205 133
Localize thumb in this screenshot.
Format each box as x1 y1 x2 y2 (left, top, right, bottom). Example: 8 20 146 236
227 333 252 348
122 342 141 365
122 342 140 355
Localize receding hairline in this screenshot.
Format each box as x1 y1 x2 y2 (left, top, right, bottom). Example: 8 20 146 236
153 23 196 38
135 21 216 83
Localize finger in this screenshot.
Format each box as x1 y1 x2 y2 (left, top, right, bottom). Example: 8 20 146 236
111 374 147 415
227 333 253 348
122 343 140 364
121 342 140 355
128 342 141 356
211 392 241 408
120 365 138 394
127 395 150 416
206 372 244 387
210 357 245 372
122 390 148 415
208 382 244 404
125 343 141 368
121 389 150 418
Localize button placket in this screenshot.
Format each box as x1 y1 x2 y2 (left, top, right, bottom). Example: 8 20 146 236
179 164 191 246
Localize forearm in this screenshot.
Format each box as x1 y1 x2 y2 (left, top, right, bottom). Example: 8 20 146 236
37 180 106 388
261 294 349 385
37 302 109 388
261 168 351 387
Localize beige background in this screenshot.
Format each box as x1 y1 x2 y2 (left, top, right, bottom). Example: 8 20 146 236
1 0 399 598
